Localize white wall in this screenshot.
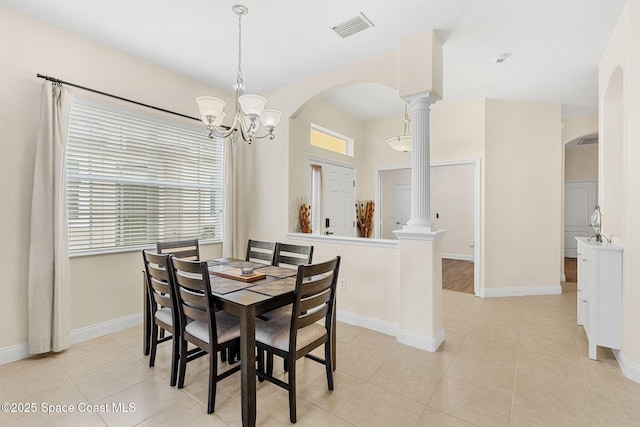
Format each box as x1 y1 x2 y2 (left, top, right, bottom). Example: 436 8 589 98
431 164 475 259
599 0 640 376
0 7 226 351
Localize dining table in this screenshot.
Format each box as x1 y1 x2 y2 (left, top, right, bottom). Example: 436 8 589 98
143 257 336 427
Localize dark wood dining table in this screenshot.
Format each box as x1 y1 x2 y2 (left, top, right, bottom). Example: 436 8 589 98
143 257 336 427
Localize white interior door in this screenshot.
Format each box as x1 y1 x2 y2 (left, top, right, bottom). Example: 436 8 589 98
323 162 355 237
394 184 411 234
565 181 597 257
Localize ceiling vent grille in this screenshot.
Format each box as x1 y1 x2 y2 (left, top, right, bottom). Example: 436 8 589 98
332 13 374 38
577 134 599 145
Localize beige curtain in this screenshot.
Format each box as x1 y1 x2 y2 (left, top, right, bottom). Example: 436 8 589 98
222 136 238 258
27 81 72 354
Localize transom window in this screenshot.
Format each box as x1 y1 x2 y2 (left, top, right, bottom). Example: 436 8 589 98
310 123 354 156
66 99 223 254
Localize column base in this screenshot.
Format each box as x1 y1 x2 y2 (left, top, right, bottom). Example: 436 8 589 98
394 226 445 240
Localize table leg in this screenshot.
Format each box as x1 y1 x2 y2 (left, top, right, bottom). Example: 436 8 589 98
240 306 257 427
143 271 150 356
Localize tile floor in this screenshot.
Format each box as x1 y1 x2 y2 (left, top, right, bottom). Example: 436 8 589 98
2 283 640 426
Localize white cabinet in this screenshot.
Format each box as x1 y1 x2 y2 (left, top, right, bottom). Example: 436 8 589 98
576 237 623 360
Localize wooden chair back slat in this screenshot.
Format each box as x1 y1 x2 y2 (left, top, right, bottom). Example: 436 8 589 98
275 243 314 267
246 239 278 265
157 239 200 261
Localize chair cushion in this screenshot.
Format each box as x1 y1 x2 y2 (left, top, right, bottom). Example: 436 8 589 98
255 316 327 352
154 307 173 326
184 312 240 345
260 304 292 320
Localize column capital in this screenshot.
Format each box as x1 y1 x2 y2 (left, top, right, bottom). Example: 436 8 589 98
403 92 438 108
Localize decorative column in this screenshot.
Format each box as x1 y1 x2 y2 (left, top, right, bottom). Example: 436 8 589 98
394 30 445 353
406 95 436 231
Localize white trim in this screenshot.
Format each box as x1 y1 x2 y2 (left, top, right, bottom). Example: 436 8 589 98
0 312 143 366
397 327 445 352
336 309 398 336
71 312 143 345
337 309 445 352
442 253 474 261
561 274 567 281
287 232 399 248
613 349 640 384
480 285 562 298
0 343 31 366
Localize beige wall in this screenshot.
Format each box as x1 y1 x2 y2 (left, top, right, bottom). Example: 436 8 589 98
599 0 640 368
0 7 227 350
431 164 475 258
484 99 562 292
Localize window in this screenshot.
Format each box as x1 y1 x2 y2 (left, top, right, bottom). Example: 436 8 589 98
66 99 223 254
310 123 354 156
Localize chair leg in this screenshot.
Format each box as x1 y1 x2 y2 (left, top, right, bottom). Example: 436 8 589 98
257 348 265 382
325 342 334 390
288 357 297 423
177 338 188 389
170 333 179 387
267 352 274 376
149 324 158 367
208 351 218 414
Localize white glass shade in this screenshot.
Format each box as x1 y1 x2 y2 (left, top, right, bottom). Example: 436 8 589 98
196 96 226 126
386 135 412 153
260 109 282 128
238 94 266 116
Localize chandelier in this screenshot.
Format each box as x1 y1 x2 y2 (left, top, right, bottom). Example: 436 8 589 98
386 102 412 152
196 4 282 142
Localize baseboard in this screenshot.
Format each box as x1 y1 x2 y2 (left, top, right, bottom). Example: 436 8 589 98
336 309 445 352
613 349 640 384
397 327 445 352
442 253 474 261
480 285 562 298
336 309 398 337
561 274 567 282
0 312 143 366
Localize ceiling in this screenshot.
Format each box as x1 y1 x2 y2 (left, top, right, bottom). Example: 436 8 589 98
0 0 626 119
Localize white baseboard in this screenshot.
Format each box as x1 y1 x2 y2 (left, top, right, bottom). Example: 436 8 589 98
442 253 474 261
560 274 567 282
0 312 143 366
336 309 444 352
479 285 562 298
397 327 445 352
613 349 640 384
336 309 397 336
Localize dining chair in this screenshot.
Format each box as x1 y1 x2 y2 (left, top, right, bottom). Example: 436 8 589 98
260 243 314 321
274 243 314 267
156 238 200 260
154 239 200 343
142 250 180 386
169 256 242 414
245 239 278 265
255 256 341 423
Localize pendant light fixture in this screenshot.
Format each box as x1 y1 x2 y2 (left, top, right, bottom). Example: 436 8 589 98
196 4 282 142
386 102 412 152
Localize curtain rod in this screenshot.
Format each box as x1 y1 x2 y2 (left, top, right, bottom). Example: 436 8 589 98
37 73 201 123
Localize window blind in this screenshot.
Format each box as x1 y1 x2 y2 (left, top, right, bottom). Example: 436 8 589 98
66 100 223 254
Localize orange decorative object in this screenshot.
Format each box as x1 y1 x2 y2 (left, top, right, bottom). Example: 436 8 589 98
356 200 374 238
297 197 312 233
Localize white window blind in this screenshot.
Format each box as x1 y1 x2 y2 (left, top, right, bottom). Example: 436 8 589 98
66 100 223 254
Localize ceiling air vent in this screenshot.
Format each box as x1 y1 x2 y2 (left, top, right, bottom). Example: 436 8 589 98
577 134 599 145
332 13 374 38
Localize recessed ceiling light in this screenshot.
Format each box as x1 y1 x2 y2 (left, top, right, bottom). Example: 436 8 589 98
493 53 511 64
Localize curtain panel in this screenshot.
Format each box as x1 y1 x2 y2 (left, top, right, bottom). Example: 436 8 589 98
222 137 238 258
27 81 72 354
